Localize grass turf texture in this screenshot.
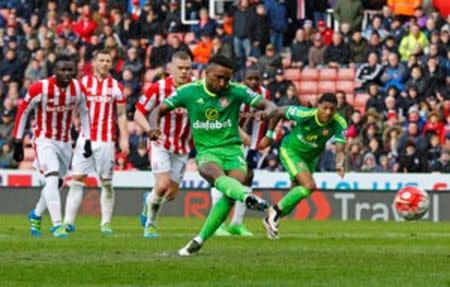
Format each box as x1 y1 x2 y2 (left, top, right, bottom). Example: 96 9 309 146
0 215 449 287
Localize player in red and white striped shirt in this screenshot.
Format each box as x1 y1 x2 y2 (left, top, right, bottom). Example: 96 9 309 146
134 51 193 238
211 69 271 236
64 49 128 235
12 54 92 238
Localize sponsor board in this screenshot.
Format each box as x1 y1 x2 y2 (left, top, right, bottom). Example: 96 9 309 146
1 170 449 192
1 187 448 221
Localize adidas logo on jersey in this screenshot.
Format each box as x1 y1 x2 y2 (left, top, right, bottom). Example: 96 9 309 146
193 119 232 130
196 98 204 105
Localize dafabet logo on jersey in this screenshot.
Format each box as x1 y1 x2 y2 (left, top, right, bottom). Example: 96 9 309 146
205 108 219 121
193 108 232 130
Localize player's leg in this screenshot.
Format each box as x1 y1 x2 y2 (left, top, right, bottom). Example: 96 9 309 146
64 137 93 231
228 167 254 236
96 142 116 235
28 192 46 237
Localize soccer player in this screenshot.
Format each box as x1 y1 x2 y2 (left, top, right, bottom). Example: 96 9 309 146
148 55 277 256
211 69 271 236
63 48 128 235
261 93 347 239
134 51 193 238
12 54 92 238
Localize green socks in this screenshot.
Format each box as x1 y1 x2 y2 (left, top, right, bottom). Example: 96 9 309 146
278 186 312 217
199 196 234 241
214 176 247 202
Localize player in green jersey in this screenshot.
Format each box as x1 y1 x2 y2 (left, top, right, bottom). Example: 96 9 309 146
260 93 347 239
148 55 277 255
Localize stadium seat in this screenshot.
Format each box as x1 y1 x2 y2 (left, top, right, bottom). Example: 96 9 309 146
354 93 370 107
184 32 196 44
300 68 319 81
24 148 34 161
298 81 318 94
283 68 301 81
18 161 34 170
298 94 318 106
337 68 356 81
317 81 336 93
318 68 337 81
336 81 355 93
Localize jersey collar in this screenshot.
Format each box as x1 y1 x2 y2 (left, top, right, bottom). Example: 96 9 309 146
314 110 327 127
202 79 217 97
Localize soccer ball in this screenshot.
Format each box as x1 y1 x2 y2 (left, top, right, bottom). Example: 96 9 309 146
394 186 430 220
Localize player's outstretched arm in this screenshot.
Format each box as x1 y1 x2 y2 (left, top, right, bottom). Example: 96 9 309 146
148 103 171 140
258 106 288 150
335 143 345 178
254 99 277 121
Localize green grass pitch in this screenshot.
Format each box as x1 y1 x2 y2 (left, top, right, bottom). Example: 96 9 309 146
1 215 449 287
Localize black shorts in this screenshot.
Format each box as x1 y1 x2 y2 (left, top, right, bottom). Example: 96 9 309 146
245 149 259 170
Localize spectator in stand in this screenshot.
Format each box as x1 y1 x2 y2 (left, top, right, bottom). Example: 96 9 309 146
361 152 378 172
365 83 385 113
398 121 428 154
389 17 407 42
139 8 162 42
310 0 329 26
383 125 403 157
423 56 445 93
268 69 291 104
249 3 270 57
430 149 450 173
349 30 368 63
405 65 427 95
290 28 312 68
257 44 282 77
423 111 445 139
0 49 23 83
398 141 428 172
356 52 384 88
211 36 233 60
381 52 408 91
24 57 47 82
264 0 288 52
346 110 364 139
398 23 429 61
149 33 169 69
403 106 426 130
192 32 213 69
317 20 333 46
73 5 97 44
233 0 253 73
324 32 350 67
0 110 14 143
365 31 384 58
388 0 422 19
334 0 364 31
161 0 183 34
340 23 353 44
382 5 394 30
122 47 144 78
360 120 382 146
129 142 150 170
278 83 300 106
191 7 217 39
362 16 389 41
384 35 399 53
319 142 337 172
166 35 193 63
414 7 428 28
426 133 442 164
376 154 394 172
336 90 355 121
421 43 445 68
344 141 364 171
114 152 135 171
424 17 438 38
0 142 17 169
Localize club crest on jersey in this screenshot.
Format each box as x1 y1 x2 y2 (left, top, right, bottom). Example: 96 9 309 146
322 129 330 136
219 97 229 108
205 108 219 121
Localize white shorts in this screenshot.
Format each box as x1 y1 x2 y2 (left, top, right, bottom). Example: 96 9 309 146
151 143 188 183
71 136 115 179
33 138 73 177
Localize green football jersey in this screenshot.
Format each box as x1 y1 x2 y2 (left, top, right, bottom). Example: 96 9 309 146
164 79 262 152
282 106 347 161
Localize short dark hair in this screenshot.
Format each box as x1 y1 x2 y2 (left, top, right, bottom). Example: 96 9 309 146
93 48 112 58
171 51 191 61
55 54 76 64
319 93 338 105
208 55 234 71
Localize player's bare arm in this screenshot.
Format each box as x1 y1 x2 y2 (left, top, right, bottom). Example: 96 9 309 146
117 103 129 155
148 103 171 140
335 143 345 178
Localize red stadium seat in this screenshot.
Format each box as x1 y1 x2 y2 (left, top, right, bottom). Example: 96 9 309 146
298 81 318 94
283 68 301 81
318 68 337 81
300 68 319 81
354 93 370 107
24 148 34 161
298 94 318 106
346 93 355 105
317 81 336 93
336 81 355 93
337 68 356 81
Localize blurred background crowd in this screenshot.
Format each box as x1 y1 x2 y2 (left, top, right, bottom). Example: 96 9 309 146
0 0 448 173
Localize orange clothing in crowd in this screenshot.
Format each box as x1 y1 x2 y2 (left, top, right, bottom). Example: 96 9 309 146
193 40 213 64
388 0 422 17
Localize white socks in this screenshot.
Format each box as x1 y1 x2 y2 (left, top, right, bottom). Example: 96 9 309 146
100 181 115 226
231 186 251 226
145 191 164 227
43 176 62 226
34 193 47 217
64 180 85 225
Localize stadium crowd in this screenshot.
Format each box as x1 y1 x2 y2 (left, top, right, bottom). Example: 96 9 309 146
0 0 448 173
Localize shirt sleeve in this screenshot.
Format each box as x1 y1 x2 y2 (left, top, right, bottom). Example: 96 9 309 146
78 84 91 140
136 84 158 115
163 86 188 111
13 82 42 139
114 81 126 104
285 105 314 122
234 84 262 107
